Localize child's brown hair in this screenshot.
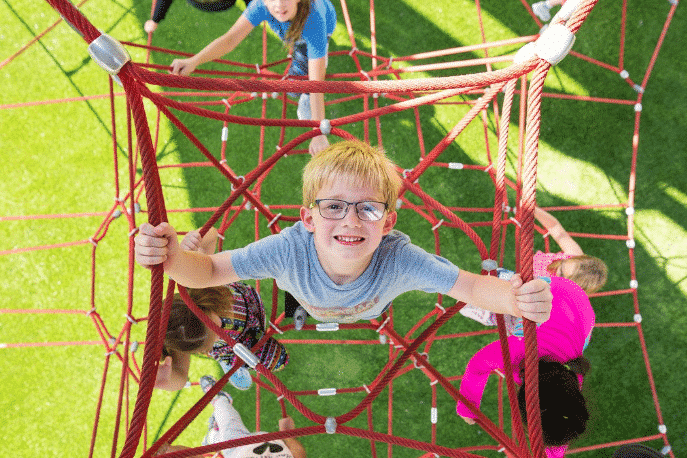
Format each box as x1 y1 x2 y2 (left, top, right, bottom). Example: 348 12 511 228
547 255 608 294
284 0 311 48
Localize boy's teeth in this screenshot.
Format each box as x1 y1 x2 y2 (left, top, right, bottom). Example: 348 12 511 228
337 236 362 242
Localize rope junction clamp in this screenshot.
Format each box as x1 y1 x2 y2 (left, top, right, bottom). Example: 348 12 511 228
431 407 438 424
482 259 498 272
319 119 332 135
535 23 576 65
658 424 667 434
448 162 464 169
316 322 339 332
88 33 131 76
233 343 259 368
130 341 139 353
552 0 582 22
634 314 642 323
222 127 229 142
324 417 337 434
620 70 630 79
634 103 643 112
318 388 337 396
626 239 636 249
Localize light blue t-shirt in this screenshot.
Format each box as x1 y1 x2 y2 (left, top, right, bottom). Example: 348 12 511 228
243 0 337 60
230 222 460 323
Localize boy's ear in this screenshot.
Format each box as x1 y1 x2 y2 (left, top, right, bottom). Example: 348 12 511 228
382 211 397 235
300 206 315 232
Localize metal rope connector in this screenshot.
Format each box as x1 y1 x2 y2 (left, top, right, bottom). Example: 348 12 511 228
88 33 131 76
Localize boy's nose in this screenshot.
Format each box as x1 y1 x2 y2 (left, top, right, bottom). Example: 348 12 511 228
341 206 362 226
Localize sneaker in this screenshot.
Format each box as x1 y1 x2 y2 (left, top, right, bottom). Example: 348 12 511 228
459 303 497 326
297 93 311 121
293 306 308 331
200 374 234 403
532 1 551 21
229 366 253 391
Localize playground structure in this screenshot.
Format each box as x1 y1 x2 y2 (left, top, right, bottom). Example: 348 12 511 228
0 0 681 457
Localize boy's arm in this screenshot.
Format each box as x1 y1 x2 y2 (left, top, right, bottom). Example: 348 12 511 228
279 417 307 458
307 56 329 156
534 207 584 256
447 271 551 323
135 223 240 288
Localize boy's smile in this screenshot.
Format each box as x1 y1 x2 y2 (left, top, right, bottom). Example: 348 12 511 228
300 176 397 284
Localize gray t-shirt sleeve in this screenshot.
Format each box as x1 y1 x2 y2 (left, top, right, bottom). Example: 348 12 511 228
229 231 290 281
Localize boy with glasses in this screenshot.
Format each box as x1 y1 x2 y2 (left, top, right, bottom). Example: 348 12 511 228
135 140 552 327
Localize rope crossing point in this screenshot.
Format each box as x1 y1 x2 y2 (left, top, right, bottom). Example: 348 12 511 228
2 0 676 457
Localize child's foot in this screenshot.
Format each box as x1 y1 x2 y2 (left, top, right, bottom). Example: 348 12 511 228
297 94 311 121
532 1 551 21
293 306 308 331
200 374 234 403
229 366 253 391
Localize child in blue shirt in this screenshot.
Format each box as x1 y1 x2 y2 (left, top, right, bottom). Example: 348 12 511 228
135 140 552 328
169 0 337 155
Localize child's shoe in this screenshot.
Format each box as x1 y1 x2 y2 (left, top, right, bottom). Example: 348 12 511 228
297 94 311 121
200 374 234 403
229 366 253 391
293 306 308 331
532 1 551 21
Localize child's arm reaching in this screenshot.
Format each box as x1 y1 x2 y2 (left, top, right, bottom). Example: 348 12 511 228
534 207 584 256
447 271 552 324
307 56 329 156
134 222 240 288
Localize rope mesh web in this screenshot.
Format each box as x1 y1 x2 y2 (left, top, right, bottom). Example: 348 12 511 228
1 0 679 456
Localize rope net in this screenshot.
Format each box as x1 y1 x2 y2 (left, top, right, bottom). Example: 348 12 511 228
1 0 679 457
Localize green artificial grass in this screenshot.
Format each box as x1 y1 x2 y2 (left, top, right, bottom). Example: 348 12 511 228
1 0 686 457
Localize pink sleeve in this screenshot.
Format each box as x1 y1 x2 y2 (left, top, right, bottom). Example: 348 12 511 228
533 251 572 278
456 338 524 418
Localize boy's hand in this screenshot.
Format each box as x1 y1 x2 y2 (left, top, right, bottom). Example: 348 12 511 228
134 222 180 268
278 416 296 431
180 230 202 252
510 274 552 324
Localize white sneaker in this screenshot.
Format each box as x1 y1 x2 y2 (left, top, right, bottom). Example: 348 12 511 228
532 1 551 21
459 303 497 326
293 306 308 331
297 93 311 121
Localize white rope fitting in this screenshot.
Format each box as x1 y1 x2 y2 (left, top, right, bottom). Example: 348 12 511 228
626 206 635 216
269 321 284 334
231 176 245 192
220 159 227 165
184 380 192 388
448 162 464 169
251 92 258 98
513 42 537 64
233 343 259 368
319 119 332 135
112 209 122 219
89 238 98 247
386 56 393 69
109 337 117 346
634 103 643 112
379 334 387 344
217 233 225 240
272 92 279 99
658 424 667 434
633 84 645 93
267 213 282 228
277 395 285 401
363 384 371 393
630 279 639 289
509 217 521 228
261 92 268 100
376 317 390 333
495 369 506 378
626 239 636 249
668 0 677 5
316 322 340 331
361 70 371 81
325 417 337 434
435 303 445 314
348 47 358 56
395 198 403 210
431 407 438 424
318 388 337 396
255 63 260 73
634 313 642 323
535 23 576 65
661 445 672 455
481 259 498 272
134 203 141 213
414 352 428 369
245 201 253 210
124 314 136 324
130 341 139 353
88 33 131 76
86 308 96 316
0 343 7 349
620 70 630 79
222 99 232 108
105 350 116 356
222 126 229 142
128 228 139 238
484 163 494 173
431 219 444 231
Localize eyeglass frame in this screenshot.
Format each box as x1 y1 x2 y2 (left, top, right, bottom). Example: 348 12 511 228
310 198 389 222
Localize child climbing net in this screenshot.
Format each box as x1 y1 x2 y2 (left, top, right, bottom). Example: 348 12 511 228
1 0 678 456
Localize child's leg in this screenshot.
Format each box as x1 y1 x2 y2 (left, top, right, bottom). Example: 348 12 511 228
209 395 253 444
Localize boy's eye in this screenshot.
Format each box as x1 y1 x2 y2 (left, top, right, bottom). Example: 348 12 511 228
325 202 345 211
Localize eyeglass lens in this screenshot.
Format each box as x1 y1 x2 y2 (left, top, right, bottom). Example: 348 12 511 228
316 199 386 221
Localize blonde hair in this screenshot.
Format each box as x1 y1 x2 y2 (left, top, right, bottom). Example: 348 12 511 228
302 140 402 210
163 286 235 355
284 0 311 48
548 255 608 294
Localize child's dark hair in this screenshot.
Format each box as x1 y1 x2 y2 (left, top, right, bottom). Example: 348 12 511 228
163 286 234 356
518 357 590 447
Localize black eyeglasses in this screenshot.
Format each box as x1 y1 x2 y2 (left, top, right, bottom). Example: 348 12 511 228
311 199 388 222
253 442 284 454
